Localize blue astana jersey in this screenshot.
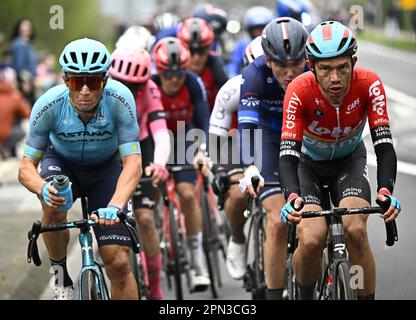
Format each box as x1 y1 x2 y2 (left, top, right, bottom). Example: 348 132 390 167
24 79 141 166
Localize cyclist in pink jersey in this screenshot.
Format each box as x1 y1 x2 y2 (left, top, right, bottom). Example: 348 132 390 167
109 47 170 300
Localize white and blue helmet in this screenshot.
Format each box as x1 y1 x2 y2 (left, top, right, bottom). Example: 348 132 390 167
59 38 111 73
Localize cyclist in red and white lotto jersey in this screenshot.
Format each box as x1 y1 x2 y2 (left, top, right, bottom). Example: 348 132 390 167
279 21 401 300
109 47 170 299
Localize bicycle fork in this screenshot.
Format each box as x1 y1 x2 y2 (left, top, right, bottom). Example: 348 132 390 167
78 230 109 300
320 215 351 299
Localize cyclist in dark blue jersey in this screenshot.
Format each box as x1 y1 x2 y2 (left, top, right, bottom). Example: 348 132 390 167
238 18 308 300
18 38 142 300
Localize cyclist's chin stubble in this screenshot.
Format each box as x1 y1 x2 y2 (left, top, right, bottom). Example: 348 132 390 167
70 91 100 111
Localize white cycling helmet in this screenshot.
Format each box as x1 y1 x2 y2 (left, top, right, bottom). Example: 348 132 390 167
115 25 155 52
244 36 264 66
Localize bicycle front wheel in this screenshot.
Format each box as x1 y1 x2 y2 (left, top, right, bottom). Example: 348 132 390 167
80 270 106 300
252 214 266 300
334 261 356 300
201 194 219 299
168 204 184 300
129 251 146 299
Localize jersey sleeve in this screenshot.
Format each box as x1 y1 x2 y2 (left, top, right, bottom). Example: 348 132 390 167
23 92 57 161
189 74 210 137
145 80 168 136
209 76 240 137
114 85 141 157
279 80 305 158
278 79 306 199
366 72 393 147
237 64 263 126
365 71 397 193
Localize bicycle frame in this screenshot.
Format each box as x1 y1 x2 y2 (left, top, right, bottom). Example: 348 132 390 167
77 225 110 300
162 177 187 263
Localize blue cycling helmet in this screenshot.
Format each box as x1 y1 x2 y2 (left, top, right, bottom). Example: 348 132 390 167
305 21 357 61
276 0 309 22
59 38 111 73
244 6 274 30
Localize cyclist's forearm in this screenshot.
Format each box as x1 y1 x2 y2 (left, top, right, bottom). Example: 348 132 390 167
108 154 142 209
278 154 301 200
18 156 45 197
374 142 397 193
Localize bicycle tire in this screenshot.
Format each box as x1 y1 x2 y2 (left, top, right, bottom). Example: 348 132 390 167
129 251 147 299
168 203 184 300
208 190 227 288
334 261 356 300
317 247 330 300
252 213 266 300
201 192 219 298
287 253 298 300
80 270 104 300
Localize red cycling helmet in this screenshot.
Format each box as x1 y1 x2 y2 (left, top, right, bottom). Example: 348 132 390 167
177 17 214 49
152 37 191 71
109 47 151 83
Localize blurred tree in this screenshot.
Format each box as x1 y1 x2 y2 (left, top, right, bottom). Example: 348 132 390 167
0 0 115 65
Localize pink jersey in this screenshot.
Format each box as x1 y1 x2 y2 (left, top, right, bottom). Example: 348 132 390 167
135 79 167 141
135 80 170 165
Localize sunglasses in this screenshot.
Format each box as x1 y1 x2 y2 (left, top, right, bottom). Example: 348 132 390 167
190 46 210 56
162 69 186 79
65 76 105 91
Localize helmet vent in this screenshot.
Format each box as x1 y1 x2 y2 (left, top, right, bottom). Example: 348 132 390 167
91 52 99 64
284 39 291 54
133 65 140 77
309 43 321 55
100 55 108 65
82 52 88 66
118 60 124 73
142 67 148 77
126 62 132 75
268 40 278 55
338 38 348 51
70 52 78 64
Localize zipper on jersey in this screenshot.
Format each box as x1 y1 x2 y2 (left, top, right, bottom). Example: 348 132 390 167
79 116 94 165
330 105 341 160
81 122 87 165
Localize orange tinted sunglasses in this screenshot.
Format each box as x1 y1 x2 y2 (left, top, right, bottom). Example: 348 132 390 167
66 76 104 91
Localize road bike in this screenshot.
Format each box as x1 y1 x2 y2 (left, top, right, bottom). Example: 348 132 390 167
27 195 140 300
286 188 399 300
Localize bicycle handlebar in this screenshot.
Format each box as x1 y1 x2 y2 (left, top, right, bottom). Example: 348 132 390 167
244 176 281 218
301 206 398 247
27 210 141 266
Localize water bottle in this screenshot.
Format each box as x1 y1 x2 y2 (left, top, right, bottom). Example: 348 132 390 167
52 175 73 212
52 175 69 190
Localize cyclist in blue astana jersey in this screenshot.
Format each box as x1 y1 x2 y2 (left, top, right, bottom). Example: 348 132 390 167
18 38 142 300
238 18 308 300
